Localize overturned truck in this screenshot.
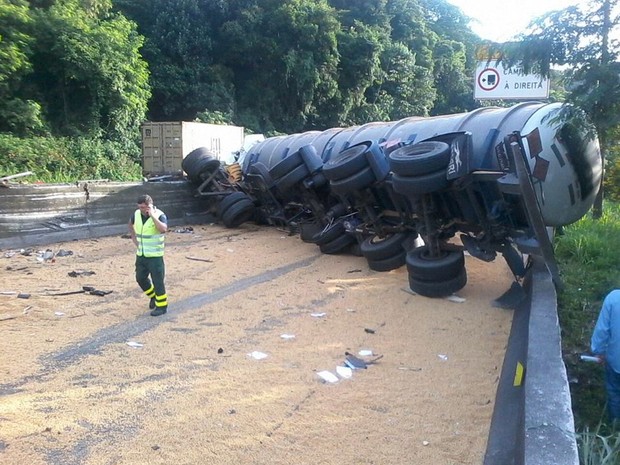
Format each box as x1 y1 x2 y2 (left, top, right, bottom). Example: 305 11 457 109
182 102 602 298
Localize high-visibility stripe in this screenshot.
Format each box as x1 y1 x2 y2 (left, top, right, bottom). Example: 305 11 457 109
134 209 165 257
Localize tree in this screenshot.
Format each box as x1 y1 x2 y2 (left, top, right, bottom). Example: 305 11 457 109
116 0 234 121
498 0 620 218
0 0 45 135
8 0 152 149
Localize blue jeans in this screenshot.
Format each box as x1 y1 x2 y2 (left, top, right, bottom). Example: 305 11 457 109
605 365 620 422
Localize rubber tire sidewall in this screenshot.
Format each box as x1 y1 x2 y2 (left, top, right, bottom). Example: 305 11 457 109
408 267 467 298
406 247 465 281
388 141 451 176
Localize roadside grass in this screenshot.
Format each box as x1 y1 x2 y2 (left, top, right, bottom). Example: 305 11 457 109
555 202 620 461
578 422 620 465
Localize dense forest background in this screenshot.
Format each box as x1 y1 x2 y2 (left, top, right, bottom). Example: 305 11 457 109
1 0 618 198
0 0 488 180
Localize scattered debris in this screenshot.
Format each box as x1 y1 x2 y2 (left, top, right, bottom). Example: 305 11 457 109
364 328 376 334
447 295 466 303
280 334 295 340
248 351 268 360
317 371 339 383
185 256 213 263
126 341 144 349
217 348 224 354
0 171 34 184
358 349 373 357
344 353 367 370
310 312 326 318
174 227 194 233
438 354 448 361
398 366 422 372
68 270 96 278
0 314 17 322
336 366 353 379
54 312 65 317
56 249 73 257
347 269 362 273
17 293 31 299
36 249 55 262
47 286 112 297
423 441 430 446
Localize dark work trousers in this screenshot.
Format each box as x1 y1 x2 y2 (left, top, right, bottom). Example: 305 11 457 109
135 255 167 306
606 364 620 422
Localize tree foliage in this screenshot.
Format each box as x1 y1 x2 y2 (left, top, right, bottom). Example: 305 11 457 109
497 0 620 217
117 0 480 134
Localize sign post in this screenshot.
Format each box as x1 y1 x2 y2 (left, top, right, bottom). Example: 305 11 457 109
474 60 550 100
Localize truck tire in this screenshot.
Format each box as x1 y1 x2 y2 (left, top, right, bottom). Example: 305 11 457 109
313 222 347 245
367 250 406 272
269 150 304 180
406 247 465 282
182 147 221 184
330 166 376 195
274 163 310 192
221 198 255 228
360 233 409 261
323 142 371 181
388 141 450 176
392 169 449 196
408 267 467 298
217 192 252 219
319 233 356 254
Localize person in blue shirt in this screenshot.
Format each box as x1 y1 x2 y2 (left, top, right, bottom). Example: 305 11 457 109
591 289 620 422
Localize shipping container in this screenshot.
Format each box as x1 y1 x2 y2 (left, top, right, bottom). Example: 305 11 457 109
141 121 244 175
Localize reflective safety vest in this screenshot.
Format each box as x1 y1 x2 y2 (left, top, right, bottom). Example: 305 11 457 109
134 209 165 257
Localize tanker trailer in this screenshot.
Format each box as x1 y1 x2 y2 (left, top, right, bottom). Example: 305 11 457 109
185 102 602 297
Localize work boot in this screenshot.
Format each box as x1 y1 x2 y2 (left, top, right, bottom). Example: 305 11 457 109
149 298 156 310
150 306 167 317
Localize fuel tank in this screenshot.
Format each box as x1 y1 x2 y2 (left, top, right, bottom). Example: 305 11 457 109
241 102 602 227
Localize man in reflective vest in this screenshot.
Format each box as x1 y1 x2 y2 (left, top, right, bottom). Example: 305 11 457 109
129 194 168 316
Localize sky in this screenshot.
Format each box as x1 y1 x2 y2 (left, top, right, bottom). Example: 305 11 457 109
445 0 587 43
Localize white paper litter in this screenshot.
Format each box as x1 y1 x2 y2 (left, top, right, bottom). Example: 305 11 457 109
317 370 339 383
310 312 326 318
446 295 466 303
54 312 65 316
248 351 268 360
126 341 143 348
336 366 353 379
280 334 296 340
358 349 373 356
438 354 448 361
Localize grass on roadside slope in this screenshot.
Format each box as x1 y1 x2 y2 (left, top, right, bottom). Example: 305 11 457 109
555 202 620 433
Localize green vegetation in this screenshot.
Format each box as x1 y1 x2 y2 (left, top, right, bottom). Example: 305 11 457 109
555 203 620 460
0 134 142 182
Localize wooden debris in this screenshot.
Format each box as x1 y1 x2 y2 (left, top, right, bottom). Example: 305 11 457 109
0 171 34 183
185 256 213 263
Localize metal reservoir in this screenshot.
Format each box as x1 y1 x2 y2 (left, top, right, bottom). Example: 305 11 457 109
242 102 602 227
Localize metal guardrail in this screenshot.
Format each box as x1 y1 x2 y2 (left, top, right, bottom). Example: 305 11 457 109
484 257 578 465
